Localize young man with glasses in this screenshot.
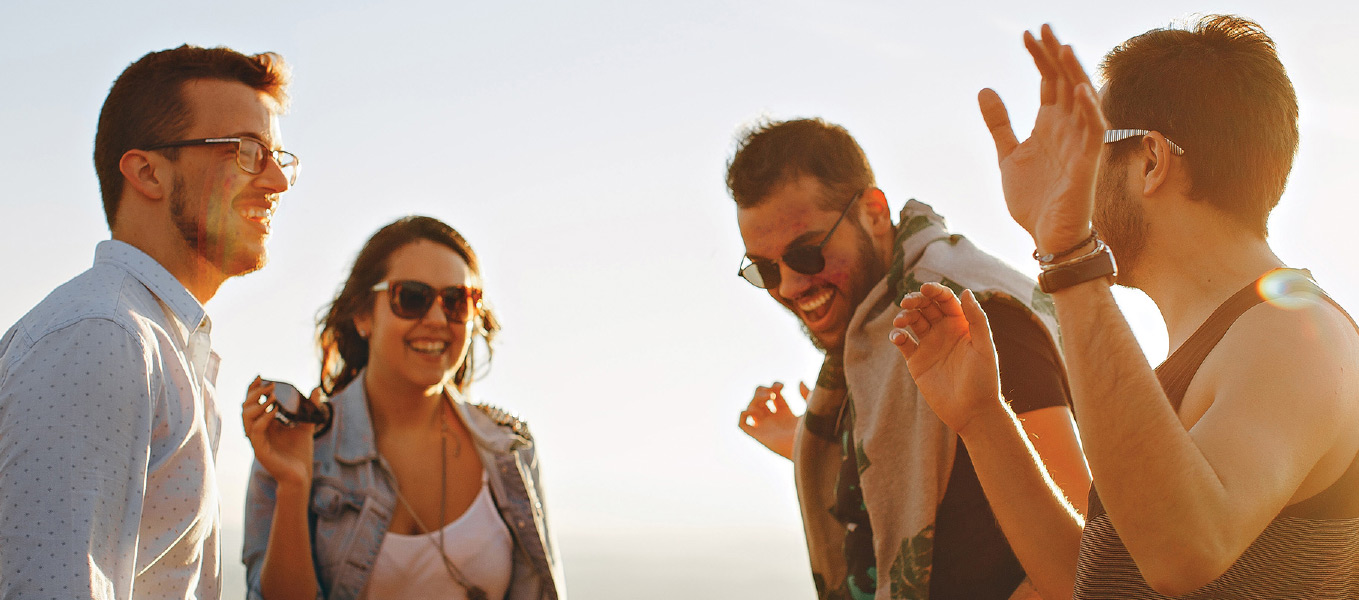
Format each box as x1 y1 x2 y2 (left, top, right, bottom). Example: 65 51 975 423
728 118 1087 599
891 16 1359 599
0 45 295 599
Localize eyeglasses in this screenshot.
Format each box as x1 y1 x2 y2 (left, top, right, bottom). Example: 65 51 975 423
737 191 862 289
1104 129 1185 156
142 137 300 185
371 280 482 322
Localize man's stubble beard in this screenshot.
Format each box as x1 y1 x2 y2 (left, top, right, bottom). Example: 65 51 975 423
1093 161 1148 287
794 220 887 354
169 174 267 278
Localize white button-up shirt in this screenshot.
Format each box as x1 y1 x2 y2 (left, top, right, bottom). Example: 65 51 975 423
0 240 222 599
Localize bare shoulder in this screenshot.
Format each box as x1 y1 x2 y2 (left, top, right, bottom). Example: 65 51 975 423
1190 288 1359 501
1193 289 1359 431
1223 290 1359 389
1235 290 1359 372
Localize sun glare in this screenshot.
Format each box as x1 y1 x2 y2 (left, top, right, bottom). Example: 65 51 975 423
1256 269 1318 311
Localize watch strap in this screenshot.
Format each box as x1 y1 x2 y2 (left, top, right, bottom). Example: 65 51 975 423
1039 244 1117 293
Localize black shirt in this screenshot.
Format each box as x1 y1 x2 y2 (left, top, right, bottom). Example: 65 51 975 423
830 298 1070 600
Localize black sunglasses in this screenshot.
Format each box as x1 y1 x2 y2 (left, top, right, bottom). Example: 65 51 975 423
737 191 862 289
371 280 482 322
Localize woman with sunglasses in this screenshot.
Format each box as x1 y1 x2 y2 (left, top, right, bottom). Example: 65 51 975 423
241 216 565 599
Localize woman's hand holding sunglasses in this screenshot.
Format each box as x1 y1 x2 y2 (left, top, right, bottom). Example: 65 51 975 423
242 376 319 489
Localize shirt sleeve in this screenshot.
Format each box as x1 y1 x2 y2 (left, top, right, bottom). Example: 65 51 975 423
0 319 155 600
980 299 1072 415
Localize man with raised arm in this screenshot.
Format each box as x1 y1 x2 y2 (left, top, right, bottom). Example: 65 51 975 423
890 16 1359 599
0 46 296 599
729 118 1088 599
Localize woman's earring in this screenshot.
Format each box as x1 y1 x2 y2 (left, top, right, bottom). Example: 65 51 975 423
358 329 369 339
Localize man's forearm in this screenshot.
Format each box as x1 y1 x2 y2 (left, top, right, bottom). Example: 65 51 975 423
1051 281 1227 567
960 402 1083 600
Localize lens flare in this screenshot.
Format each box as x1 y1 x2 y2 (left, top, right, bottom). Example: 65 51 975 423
1255 269 1318 311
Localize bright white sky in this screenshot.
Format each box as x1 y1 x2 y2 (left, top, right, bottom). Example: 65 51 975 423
2 1 1355 598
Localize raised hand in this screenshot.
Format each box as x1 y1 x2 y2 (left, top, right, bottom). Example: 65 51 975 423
981 24 1106 254
738 381 809 460
242 376 317 487
888 283 1002 435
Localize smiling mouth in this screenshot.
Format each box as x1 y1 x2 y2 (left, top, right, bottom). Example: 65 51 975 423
796 287 835 323
240 204 274 231
407 340 449 355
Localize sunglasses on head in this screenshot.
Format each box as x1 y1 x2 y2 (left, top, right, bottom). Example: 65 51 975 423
737 191 862 289
371 280 482 322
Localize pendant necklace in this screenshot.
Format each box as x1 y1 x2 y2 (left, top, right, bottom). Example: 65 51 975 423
390 397 487 600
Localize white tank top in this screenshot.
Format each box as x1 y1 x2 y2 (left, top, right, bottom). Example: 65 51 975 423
360 476 515 599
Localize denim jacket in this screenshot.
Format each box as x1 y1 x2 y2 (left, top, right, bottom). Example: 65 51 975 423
242 372 566 599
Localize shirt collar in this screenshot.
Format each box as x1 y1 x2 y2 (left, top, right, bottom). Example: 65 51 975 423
331 371 525 464
450 388 526 454
95 240 209 334
332 371 380 464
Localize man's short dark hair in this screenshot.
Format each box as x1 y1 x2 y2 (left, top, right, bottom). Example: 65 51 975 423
1100 14 1298 237
726 118 876 210
94 45 291 229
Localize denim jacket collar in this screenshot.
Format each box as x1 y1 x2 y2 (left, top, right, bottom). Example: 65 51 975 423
450 386 531 454
331 372 379 465
331 371 528 465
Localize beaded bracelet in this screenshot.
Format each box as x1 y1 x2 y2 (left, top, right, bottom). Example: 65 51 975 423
1040 238 1108 271
1033 229 1098 264
1037 239 1117 293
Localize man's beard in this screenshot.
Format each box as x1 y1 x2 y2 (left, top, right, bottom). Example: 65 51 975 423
1093 163 1148 286
793 220 887 353
169 175 266 278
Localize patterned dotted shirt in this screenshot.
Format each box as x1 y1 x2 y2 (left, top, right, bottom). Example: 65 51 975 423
0 240 222 599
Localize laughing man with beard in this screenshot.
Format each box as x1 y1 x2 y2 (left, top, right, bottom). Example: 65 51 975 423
729 118 1088 600
0 45 297 599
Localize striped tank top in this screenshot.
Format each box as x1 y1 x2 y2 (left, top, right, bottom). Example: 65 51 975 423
1073 269 1359 599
